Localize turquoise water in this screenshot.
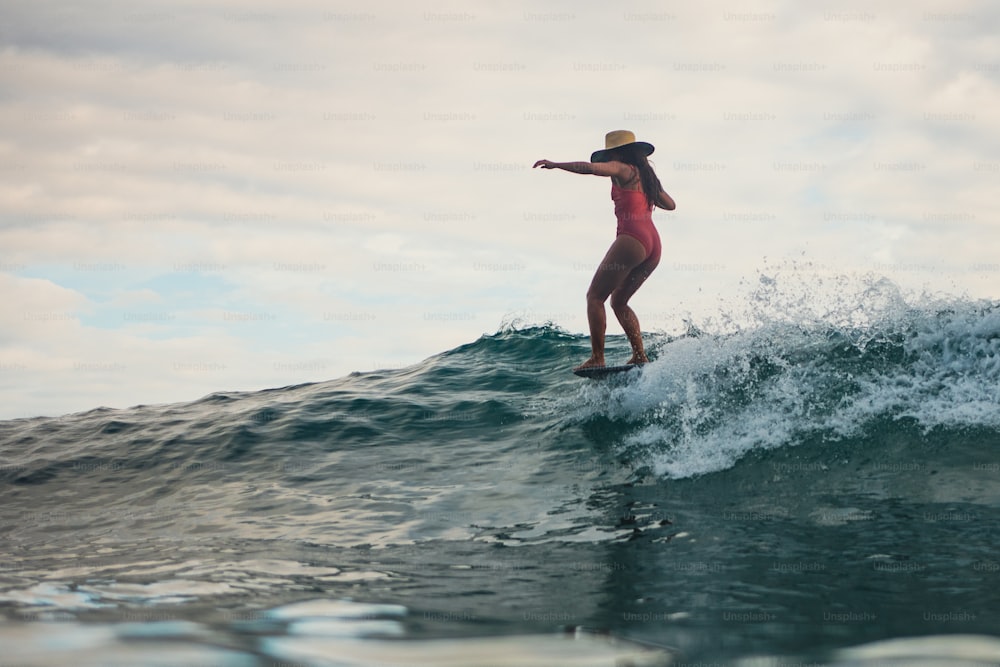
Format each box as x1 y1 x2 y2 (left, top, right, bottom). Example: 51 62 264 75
2 278 1000 666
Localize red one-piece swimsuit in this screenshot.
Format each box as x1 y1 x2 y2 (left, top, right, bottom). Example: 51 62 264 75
611 167 661 271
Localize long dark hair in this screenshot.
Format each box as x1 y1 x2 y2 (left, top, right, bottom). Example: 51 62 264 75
611 144 663 209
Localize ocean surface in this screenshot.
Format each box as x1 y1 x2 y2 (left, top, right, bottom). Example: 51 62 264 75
3 275 1000 666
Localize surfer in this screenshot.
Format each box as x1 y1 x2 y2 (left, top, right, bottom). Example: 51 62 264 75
534 130 675 371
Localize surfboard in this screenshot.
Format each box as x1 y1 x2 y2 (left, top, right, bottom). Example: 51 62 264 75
573 364 640 379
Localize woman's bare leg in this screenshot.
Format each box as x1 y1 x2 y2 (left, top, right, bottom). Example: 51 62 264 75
613 303 646 364
610 253 661 364
577 236 646 370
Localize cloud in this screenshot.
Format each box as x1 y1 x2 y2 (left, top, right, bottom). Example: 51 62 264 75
1 0 998 417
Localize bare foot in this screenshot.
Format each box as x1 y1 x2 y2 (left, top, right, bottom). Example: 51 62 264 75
626 354 649 365
574 356 606 371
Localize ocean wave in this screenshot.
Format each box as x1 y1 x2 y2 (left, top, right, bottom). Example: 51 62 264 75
570 273 1000 478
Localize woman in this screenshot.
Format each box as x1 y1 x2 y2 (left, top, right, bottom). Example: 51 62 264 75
534 130 676 371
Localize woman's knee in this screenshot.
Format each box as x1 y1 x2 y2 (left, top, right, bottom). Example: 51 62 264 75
610 292 631 313
586 287 607 305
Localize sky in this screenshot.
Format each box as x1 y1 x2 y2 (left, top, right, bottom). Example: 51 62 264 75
1 0 998 419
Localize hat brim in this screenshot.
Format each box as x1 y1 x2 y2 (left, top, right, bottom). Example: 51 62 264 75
590 141 655 163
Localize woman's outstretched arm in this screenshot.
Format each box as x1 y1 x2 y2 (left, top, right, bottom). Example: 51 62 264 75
533 159 632 180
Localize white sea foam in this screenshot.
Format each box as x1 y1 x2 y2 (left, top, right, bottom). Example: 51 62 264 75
575 268 1000 479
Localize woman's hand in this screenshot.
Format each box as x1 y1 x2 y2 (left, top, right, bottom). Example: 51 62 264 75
533 159 557 169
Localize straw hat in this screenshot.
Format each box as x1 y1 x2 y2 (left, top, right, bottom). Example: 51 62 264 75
590 130 655 163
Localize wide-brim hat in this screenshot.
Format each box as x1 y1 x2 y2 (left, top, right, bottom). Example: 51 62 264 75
590 130 655 163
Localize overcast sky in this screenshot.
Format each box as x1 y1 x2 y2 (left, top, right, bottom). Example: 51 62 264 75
1 0 997 419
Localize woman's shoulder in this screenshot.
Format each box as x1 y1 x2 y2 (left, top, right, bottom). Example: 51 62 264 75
611 162 641 189
606 160 638 183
